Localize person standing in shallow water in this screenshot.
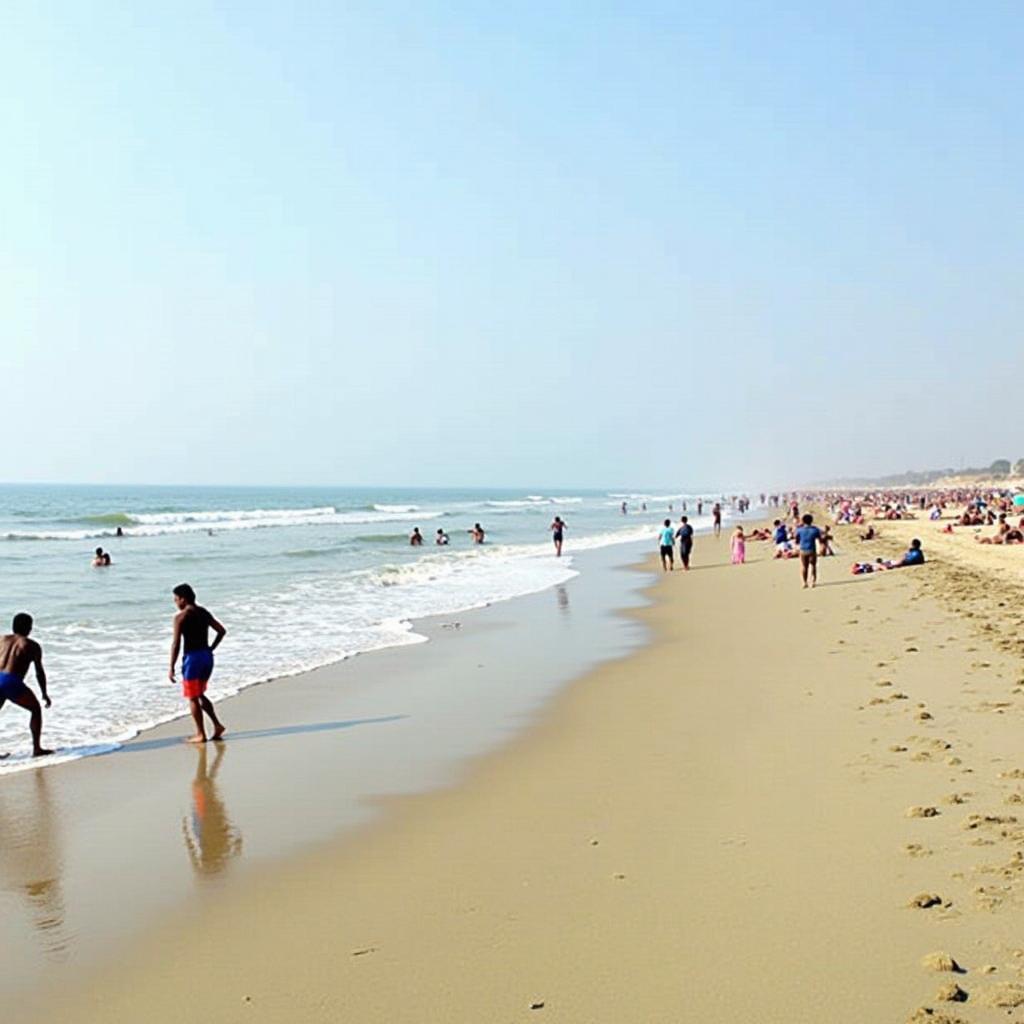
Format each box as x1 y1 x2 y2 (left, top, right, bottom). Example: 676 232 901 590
550 516 566 557
169 584 227 744
0 613 53 759
712 502 722 537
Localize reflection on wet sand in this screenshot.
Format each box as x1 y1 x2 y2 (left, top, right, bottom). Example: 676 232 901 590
556 584 570 612
182 743 242 878
0 770 68 957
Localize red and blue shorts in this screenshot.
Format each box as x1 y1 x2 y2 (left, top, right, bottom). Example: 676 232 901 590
181 649 214 699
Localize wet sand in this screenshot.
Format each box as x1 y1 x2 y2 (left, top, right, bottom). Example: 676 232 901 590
15 526 1024 1022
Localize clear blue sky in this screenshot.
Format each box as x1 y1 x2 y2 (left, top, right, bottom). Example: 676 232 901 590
3 2 1022 489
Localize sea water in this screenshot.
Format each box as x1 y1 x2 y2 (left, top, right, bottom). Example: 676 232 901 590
0 485 716 770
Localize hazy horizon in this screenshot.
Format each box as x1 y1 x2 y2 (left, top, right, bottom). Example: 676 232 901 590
5 2 1023 489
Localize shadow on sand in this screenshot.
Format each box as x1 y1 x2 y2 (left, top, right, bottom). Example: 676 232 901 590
117 715 408 755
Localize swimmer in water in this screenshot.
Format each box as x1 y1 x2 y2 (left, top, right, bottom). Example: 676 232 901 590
436 529 449 546
0 613 53 758
469 523 485 544
410 527 423 546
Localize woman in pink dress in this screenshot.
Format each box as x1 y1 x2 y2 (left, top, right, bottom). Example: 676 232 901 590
730 525 746 565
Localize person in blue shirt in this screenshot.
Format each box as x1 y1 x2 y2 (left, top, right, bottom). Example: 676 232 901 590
658 519 675 572
794 514 822 589
894 538 925 567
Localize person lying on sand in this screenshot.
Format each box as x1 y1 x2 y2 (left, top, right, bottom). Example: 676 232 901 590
975 516 1024 544
859 525 876 541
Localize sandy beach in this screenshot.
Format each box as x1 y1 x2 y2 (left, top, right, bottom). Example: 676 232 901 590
12 523 1024 1023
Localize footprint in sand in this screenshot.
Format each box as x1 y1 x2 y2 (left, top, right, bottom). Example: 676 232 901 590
935 982 968 1003
907 806 941 818
906 1006 969 1023
961 814 1018 831
979 982 1024 1007
904 843 933 857
907 891 945 909
921 952 965 973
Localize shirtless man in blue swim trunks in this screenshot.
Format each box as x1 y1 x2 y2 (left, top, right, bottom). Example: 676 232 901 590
169 584 227 744
0 613 53 759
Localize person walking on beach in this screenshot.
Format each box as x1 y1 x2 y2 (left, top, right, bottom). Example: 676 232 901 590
675 516 694 570
550 516 566 557
169 584 227 744
795 514 823 589
730 525 746 565
712 503 722 537
0 614 53 759
659 519 675 572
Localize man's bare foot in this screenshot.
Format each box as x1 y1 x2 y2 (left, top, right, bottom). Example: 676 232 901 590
185 734 208 745
32 748 54 758
211 726 227 741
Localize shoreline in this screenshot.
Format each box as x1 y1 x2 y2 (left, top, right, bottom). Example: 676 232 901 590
1 540 656 1009
0 525 667 777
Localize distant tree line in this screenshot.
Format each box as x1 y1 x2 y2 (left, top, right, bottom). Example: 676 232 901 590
823 458 1024 487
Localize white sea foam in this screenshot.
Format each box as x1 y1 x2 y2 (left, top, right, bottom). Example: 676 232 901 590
0 520 656 775
3 507 443 541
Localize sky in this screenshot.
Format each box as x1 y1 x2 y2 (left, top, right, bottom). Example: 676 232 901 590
2 1 1022 490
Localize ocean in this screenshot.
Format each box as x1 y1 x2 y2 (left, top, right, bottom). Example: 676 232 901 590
0 484 715 771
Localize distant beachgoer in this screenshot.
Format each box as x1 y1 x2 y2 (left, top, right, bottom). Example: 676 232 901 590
712 503 722 537
550 516 566 557
795 513 822 589
659 519 675 571
642 502 647 512
169 584 227 744
116 526 124 537
469 523 485 544
772 519 792 558
92 547 107 567
436 529 449 546
820 525 835 557
410 527 423 546
675 516 694 570
697 499 703 516
0 613 52 759
730 526 746 565
621 502 628 515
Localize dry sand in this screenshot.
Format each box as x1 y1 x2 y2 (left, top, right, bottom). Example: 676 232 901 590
21 526 1024 1023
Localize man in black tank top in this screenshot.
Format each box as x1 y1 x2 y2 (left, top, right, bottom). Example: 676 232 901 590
169 583 227 743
